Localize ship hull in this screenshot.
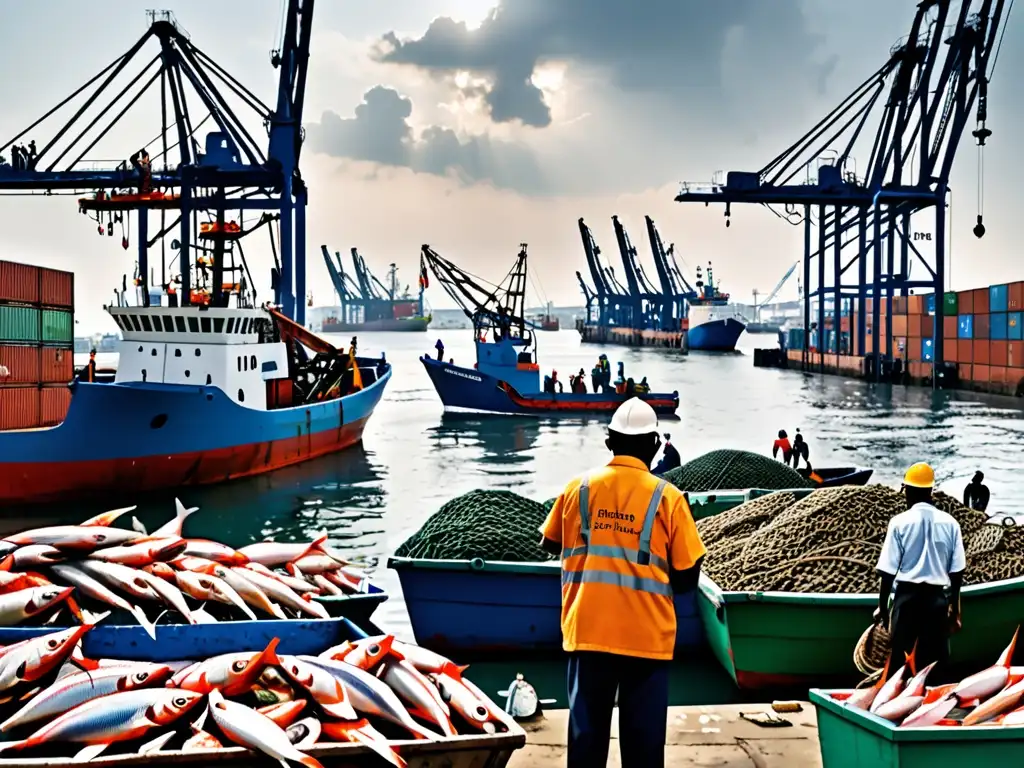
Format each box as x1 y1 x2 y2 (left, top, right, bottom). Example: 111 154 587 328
688 318 746 352
0 368 390 506
421 356 678 415
323 316 430 333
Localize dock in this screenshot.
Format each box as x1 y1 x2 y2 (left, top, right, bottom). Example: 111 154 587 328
507 703 821 767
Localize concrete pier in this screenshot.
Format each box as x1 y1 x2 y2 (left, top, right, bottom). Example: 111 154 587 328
507 704 822 767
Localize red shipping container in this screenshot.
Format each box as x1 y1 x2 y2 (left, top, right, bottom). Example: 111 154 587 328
892 336 908 358
958 290 975 314
0 345 40 384
39 268 73 309
990 366 1008 385
974 288 990 315
922 315 935 338
945 340 959 363
943 315 958 339
893 296 908 315
0 385 39 430
40 385 70 426
1009 342 1023 368
975 313 991 340
908 295 924 315
40 346 72 384
991 340 1009 368
1009 369 1024 395
1009 282 1024 311
906 315 924 338
908 337 923 361
959 363 972 382
974 340 991 365
957 339 974 363
0 261 40 305
891 315 908 337
972 364 991 383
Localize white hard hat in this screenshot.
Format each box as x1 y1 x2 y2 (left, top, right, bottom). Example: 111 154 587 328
609 397 659 436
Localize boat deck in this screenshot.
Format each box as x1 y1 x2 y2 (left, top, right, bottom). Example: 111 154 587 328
508 703 821 767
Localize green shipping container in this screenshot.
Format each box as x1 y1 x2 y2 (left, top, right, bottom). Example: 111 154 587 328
943 291 958 315
41 309 73 344
0 305 40 343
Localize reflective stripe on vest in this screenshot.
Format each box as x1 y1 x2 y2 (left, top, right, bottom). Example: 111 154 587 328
561 474 671 595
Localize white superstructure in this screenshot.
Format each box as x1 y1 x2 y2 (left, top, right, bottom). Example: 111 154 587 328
689 303 747 329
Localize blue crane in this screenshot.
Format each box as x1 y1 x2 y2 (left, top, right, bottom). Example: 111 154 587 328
674 0 1011 380
644 216 690 328
0 2 314 323
319 245 359 304
576 218 634 328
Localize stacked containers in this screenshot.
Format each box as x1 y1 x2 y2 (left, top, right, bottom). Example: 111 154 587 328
0 261 74 429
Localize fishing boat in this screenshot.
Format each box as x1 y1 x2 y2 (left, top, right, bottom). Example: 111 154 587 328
799 466 874 487
686 263 746 352
0 301 391 505
419 244 679 416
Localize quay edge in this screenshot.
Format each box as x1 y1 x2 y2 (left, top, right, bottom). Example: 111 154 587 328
576 319 689 352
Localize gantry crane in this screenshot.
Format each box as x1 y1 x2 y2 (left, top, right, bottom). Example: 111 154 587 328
675 0 1010 381
0 2 314 324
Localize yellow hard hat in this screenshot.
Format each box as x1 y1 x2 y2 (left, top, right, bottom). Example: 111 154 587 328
903 462 935 489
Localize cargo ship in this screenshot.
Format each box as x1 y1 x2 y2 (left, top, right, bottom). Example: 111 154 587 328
0 296 391 506
687 263 747 352
320 246 430 333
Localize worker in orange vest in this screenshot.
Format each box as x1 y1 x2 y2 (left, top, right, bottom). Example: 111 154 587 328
539 398 706 768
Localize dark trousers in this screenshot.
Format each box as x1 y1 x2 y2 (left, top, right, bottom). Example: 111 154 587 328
889 584 950 678
567 651 670 768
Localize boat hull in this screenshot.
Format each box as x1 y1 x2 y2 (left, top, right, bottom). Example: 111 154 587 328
0 366 390 505
389 557 704 655
323 316 430 333
687 318 746 351
421 357 678 415
798 467 874 487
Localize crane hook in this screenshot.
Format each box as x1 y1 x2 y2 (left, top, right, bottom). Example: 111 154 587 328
974 214 986 239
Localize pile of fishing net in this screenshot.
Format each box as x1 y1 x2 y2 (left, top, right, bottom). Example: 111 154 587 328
394 489 556 562
663 449 812 493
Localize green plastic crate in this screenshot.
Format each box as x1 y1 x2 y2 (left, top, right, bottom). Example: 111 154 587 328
41 309 73 344
810 688 1024 768
0 305 40 343
943 291 958 316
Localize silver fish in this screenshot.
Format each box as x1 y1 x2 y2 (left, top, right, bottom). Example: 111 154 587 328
379 658 457 736
50 563 156 639
207 689 322 768
233 567 328 619
173 571 255 620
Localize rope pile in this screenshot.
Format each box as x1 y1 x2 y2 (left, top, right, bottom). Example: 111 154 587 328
664 449 812 493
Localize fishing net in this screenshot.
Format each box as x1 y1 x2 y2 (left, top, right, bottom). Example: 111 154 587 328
394 490 556 562
663 449 813 493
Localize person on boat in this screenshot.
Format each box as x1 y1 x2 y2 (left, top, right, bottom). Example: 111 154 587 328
771 430 792 464
86 349 97 383
571 369 587 394
614 362 626 394
653 433 681 475
963 471 990 513
791 430 810 469
591 363 602 393
634 376 650 394
540 398 705 768
544 370 564 394
624 378 636 397
874 462 965 679
435 338 445 362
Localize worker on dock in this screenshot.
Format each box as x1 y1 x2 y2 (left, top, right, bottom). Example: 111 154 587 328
652 433 681 475
435 338 445 362
129 148 153 194
791 429 811 469
772 430 792 464
874 462 965 679
539 398 706 768
964 471 990 513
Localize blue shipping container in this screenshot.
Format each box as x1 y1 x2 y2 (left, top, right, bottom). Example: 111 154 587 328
958 314 974 339
990 284 1009 313
991 312 1008 340
1009 312 1023 341
923 338 934 362
926 293 936 314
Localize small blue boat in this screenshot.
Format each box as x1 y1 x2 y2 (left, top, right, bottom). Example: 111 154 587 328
388 557 704 655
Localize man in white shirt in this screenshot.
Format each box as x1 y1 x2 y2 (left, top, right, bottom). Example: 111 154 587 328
874 462 966 676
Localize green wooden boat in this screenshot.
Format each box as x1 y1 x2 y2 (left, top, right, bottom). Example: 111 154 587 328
699 573 1024 690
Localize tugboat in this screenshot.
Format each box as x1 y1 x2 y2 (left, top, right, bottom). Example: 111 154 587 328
686 263 746 352
419 244 679 416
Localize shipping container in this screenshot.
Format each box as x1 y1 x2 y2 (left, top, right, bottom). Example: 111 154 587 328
40 345 73 384
922 338 934 362
40 385 70 426
944 292 959 315
990 312 1008 340
922 315 934 339
39 268 73 309
0 305 40 343
974 339 991 365
908 295 924 315
892 336 907 358
926 294 936 314
958 290 975 314
906 315 925 338
990 284 1009 314
975 312 991 340
958 314 974 339
893 296 908 315
972 363 991 383
990 366 1008 386
991 340 1009 368
943 315 958 339
41 309 73 344
0 344 40 384
1009 342 1023 369
945 339 959 363
891 315 908 337
0 385 39 430
0 261 40 305
1010 312 1023 341
974 287 990 315
959 363 972 382
957 339 974 364
908 337 923 361
1009 282 1024 311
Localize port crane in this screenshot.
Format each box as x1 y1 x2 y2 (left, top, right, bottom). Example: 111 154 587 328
752 261 800 323
645 215 692 328
0 2 315 324
319 245 425 327
576 218 633 328
674 0 1010 381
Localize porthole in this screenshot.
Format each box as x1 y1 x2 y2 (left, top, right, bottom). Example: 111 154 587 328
137 346 143 353
206 374 212 385
174 349 182 357
194 348 201 357
150 414 168 429
238 389 245 402
184 370 190 378
151 348 157 356
250 355 256 370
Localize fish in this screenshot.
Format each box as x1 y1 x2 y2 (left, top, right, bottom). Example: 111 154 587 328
173 570 257 620
171 555 221 572
0 688 202 756
257 699 308 728
379 658 458 737
152 499 199 538
134 567 198 624
80 506 138 527
273 654 358 719
233 567 328 619
139 730 177 754
431 670 503 733
0 545 65 570
0 663 173 732
207 688 324 768
286 717 321 750
901 693 960 728
392 638 468 678
49 563 157 640
183 539 249 565
323 569 365 593
72 559 165 604
326 634 395 671
200 564 285 619
170 638 279 696
321 719 407 768
0 571 86 623
312 574 344 596
962 675 1024 726
90 537 188 567
246 563 321 594
869 648 916 715
0 624 98 695
0 543 18 559
286 553 343 576
872 661 937 723
3 525 142 552
238 535 330 568
995 704 1024 726
952 626 1019 703
145 562 177 581
0 586 74 626
304 656 443 740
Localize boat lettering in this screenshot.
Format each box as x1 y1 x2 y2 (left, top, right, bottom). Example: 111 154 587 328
444 369 483 383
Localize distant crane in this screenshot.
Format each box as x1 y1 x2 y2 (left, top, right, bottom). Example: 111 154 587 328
752 261 800 322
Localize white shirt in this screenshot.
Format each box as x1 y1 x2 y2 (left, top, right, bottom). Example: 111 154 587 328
877 502 966 587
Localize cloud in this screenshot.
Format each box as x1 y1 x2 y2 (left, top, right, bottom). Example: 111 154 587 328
306 85 550 194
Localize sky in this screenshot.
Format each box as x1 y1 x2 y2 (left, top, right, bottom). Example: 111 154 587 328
0 1 1019 332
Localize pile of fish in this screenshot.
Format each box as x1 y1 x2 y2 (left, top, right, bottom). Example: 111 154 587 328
0 500 370 637
0 625 509 766
835 627 1024 727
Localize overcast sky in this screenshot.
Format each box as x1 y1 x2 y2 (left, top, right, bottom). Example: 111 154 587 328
0 1 1019 331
